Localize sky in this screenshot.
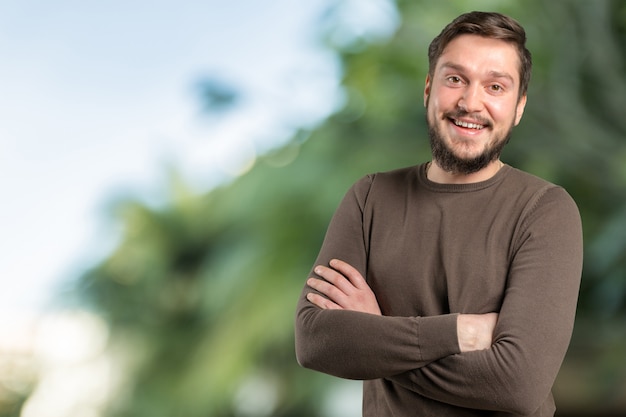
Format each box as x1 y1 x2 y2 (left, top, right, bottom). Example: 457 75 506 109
0 0 398 317
0 0 337 316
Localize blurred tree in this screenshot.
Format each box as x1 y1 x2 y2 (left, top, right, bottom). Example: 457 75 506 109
73 0 626 416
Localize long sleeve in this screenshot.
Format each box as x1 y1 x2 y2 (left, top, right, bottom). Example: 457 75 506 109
386 186 583 415
295 175 460 380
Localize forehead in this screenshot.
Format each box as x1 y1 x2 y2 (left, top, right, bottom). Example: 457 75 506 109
436 34 521 83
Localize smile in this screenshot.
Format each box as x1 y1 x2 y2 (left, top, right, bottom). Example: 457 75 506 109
452 119 485 130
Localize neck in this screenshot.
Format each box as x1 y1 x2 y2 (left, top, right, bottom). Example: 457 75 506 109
427 159 504 184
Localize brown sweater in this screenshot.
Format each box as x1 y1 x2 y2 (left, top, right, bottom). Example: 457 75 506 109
295 163 583 416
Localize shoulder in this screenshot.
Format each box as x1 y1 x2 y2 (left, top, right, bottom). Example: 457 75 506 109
368 164 422 191
504 167 581 228
345 165 422 209
349 164 421 193
507 166 575 198
504 166 554 190
503 167 576 205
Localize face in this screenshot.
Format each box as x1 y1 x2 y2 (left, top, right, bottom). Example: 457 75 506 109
424 34 527 174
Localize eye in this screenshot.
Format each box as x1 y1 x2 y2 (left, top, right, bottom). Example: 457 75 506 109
445 76 464 87
488 84 504 93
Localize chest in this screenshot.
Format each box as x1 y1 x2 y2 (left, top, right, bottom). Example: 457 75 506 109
364 193 517 316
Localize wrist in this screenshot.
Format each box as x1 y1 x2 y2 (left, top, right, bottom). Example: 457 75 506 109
457 313 497 352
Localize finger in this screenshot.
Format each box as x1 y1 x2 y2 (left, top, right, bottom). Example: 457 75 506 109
306 292 342 310
307 277 347 304
314 265 355 295
329 259 368 289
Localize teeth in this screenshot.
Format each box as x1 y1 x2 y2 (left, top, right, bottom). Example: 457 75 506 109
454 120 484 130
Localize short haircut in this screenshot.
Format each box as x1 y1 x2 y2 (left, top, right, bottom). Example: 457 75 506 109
428 11 532 98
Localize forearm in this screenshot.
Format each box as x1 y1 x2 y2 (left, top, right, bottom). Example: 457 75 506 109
387 314 572 415
295 294 460 379
387 281 579 413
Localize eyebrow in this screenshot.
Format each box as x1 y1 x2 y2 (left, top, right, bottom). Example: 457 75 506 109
440 62 516 85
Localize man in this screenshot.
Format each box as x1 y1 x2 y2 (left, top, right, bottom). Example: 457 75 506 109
295 11 583 417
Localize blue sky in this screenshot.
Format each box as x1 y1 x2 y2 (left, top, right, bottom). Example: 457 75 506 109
0 0 336 315
0 0 398 316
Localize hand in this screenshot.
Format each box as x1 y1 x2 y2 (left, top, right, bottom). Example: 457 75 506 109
306 259 382 315
457 312 498 352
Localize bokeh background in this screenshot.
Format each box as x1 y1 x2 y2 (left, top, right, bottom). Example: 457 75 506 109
1 0 625 416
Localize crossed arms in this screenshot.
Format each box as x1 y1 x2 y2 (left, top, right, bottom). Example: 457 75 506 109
294 175 583 414
307 258 498 352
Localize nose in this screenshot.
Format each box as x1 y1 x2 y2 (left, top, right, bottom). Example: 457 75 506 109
458 85 484 113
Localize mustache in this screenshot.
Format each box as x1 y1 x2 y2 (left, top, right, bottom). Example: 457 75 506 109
443 110 491 127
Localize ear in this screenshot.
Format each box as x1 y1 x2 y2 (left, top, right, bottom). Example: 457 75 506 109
424 74 431 107
514 94 527 126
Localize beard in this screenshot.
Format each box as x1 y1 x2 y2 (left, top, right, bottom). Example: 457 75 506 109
427 109 513 175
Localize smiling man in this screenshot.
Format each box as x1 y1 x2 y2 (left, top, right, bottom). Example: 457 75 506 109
295 11 583 416
425 32 527 184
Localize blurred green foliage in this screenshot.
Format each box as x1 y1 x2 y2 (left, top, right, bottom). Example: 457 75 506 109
70 0 626 416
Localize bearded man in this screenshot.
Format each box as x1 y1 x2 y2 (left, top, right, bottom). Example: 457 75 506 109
295 11 583 417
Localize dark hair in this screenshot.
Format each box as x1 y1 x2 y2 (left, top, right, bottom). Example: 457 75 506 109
428 11 532 98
